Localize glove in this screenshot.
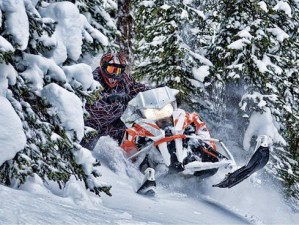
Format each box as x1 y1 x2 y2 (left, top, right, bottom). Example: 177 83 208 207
105 93 130 104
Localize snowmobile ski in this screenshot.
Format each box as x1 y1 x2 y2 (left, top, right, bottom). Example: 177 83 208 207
137 168 157 196
213 146 270 188
137 180 156 196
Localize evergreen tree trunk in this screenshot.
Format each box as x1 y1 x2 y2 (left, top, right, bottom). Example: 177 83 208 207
116 0 133 64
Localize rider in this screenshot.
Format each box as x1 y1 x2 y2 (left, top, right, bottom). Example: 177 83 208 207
82 51 147 149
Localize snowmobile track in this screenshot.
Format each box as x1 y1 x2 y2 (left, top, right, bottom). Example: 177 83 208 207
197 194 264 224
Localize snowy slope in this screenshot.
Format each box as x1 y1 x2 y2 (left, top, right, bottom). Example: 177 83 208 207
0 137 298 224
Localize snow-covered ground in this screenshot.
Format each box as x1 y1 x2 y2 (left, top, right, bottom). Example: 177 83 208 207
0 137 298 225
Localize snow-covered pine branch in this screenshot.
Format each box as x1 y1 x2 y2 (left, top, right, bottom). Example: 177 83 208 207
0 0 118 197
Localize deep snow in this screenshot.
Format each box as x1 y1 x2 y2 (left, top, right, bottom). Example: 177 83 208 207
0 136 298 225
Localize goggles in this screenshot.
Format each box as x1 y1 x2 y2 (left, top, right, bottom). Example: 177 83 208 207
103 63 126 77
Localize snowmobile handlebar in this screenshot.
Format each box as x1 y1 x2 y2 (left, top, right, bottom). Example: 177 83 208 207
127 144 153 160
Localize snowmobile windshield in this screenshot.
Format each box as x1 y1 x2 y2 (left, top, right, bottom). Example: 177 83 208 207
132 86 178 109
121 86 179 127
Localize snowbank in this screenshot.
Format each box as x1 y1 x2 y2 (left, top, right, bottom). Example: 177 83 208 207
41 83 84 141
0 136 298 224
0 97 26 165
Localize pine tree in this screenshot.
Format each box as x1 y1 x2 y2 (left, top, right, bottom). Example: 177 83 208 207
0 0 118 197
273 0 299 210
132 0 212 104
207 0 299 209
74 0 119 69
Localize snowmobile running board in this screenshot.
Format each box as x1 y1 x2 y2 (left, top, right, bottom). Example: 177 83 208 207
183 160 234 175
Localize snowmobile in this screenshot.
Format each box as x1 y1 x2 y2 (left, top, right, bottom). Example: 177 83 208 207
120 87 270 191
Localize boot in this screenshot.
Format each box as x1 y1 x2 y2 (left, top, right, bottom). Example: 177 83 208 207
137 168 156 196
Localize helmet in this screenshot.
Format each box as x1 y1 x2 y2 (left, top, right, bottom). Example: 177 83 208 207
100 51 126 80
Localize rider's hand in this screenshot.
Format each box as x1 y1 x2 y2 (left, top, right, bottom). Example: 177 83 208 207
120 94 130 103
105 93 130 104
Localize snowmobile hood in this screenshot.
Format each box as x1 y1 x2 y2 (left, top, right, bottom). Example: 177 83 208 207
129 86 179 109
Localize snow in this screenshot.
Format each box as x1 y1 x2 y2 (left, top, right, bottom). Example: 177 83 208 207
189 51 213 66
0 96 26 165
39 2 83 64
192 65 210 82
161 4 171 10
0 0 29 50
0 36 14 52
38 2 109 64
243 107 286 151
258 1 268 12
267 25 289 42
183 0 193 4
252 54 283 74
20 53 66 92
80 14 108 47
139 1 155 7
274 1 292 17
237 27 253 39
189 7 206 20
23 0 40 16
0 0 298 223
63 63 98 91
41 83 84 142
0 63 17 96
0 137 298 224
181 9 188 19
227 38 251 49
150 36 166 46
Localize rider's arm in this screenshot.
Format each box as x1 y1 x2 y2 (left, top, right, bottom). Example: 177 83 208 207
85 99 125 128
123 73 148 97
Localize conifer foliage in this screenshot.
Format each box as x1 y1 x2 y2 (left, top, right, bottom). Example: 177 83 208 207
0 0 117 196
132 0 212 103
206 0 299 210
76 0 119 56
